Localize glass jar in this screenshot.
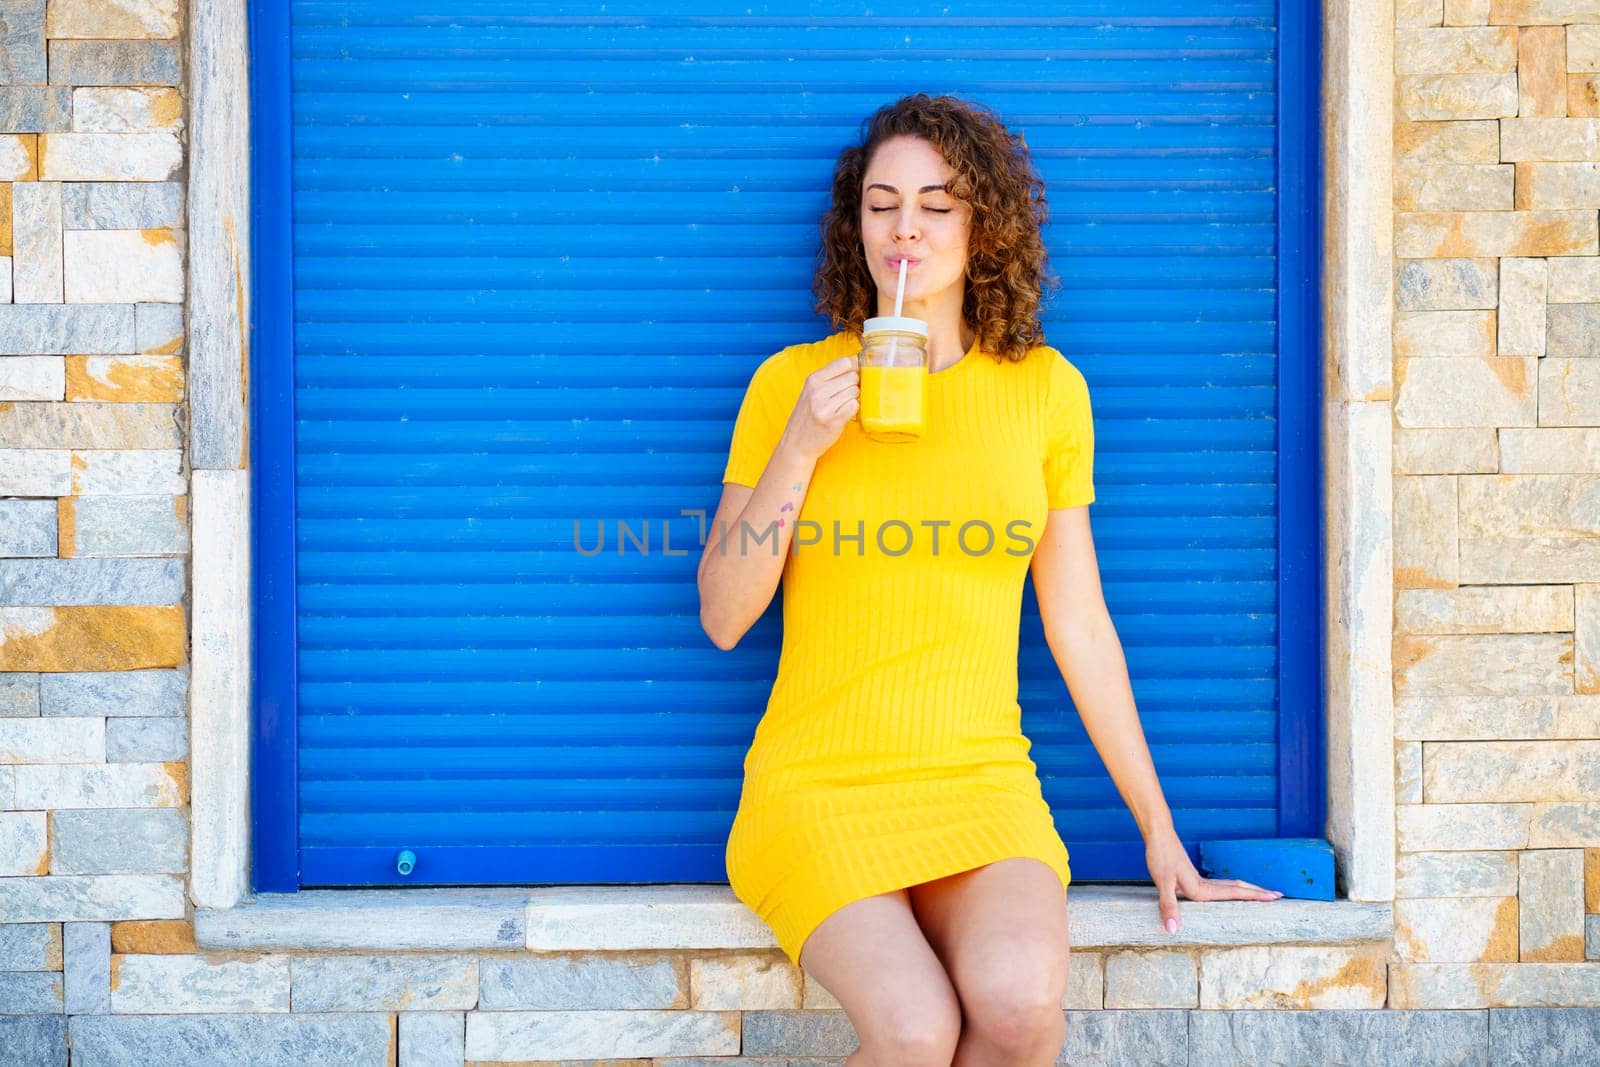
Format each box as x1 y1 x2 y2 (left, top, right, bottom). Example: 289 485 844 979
857 315 929 442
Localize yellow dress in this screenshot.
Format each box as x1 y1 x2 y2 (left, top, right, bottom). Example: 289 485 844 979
719 327 1096 969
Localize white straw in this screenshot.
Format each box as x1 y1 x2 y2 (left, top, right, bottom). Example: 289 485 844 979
888 258 908 362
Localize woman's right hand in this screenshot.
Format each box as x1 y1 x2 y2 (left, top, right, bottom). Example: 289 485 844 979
781 353 860 462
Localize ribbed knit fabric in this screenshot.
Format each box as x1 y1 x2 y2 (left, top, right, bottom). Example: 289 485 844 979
720 328 1096 969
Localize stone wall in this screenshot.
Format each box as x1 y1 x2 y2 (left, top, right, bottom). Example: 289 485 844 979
0 1 1598 1064
1391 0 1600 1013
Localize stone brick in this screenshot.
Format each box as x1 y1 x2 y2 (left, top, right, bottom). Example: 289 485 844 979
67 1013 393 1067
1465 476 1600 543
71 449 185 495
1396 634 1572 697
464 1009 740 1060
1588 848 1600 912
689 954 799 1010
1578 584 1600 693
1063 948 1104 1009
72 86 183 133
1501 428 1600 471
1397 27 1518 73
291 954 481 1013
1400 0 1445 23
0 922 61 970
1399 73 1518 119
1424 740 1597 802
1397 209 1597 256
0 1 47 84
1396 120 1500 164
1590 916 1600 958
1549 302 1600 357
13 180 63 302
1397 428 1499 473
64 920 110 1013
1499 258 1548 356
1462 536 1600 582
1520 849 1586 961
1399 802 1533 851
46 40 180 87
1397 694 1600 739
1395 896 1519 961
0 764 13 806
0 448 72 494
1197 946 1386 1009
1491 1007 1600 1063
1549 248 1600 302
1503 117 1600 161
0 401 179 447
1394 476 1458 588
0 605 186 670
1521 26 1569 116
1530 802 1600 846
1390 962 1600 1008
49 806 186 874
1188 1010 1489 1066
195 888 527 951
38 131 181 180
40 666 186 716
111 919 196 954
1395 585 1572 634
1398 740 1423 804
1394 162 1514 210
398 1012 463 1067
1514 160 1600 206
111 953 291 1013
0 873 184 922
14 761 185 809
1538 359 1600 424
0 557 184 603
60 494 187 556
66 354 184 401
0 498 57 556
1394 308 1496 358
63 181 183 229
135 300 182 353
1395 357 1539 427
0 809 49 875
64 228 183 303
1104 949 1198 1008
0 714 104 762
1397 257 1498 309
47 0 182 39
1397 850 1520 897
0 302 133 353
0 970 65 1013
0 672 40 716
105 715 186 761
0 356 66 403
0 133 39 180
1578 77 1600 115
479 954 682 1010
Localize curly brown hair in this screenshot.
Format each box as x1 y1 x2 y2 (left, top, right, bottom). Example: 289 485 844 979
812 92 1060 364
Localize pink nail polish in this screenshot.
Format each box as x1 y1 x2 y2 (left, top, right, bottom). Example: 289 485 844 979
1165 917 1177 934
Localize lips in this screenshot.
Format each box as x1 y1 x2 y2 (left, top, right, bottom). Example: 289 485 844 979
886 254 921 268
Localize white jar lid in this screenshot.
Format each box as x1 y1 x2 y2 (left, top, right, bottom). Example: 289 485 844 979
862 315 929 337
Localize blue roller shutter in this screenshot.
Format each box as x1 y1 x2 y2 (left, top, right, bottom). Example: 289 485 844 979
251 0 1321 888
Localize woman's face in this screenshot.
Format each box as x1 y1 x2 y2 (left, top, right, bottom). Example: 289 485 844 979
859 135 972 311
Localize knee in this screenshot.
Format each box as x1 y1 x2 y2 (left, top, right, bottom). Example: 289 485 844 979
860 1003 962 1067
961 956 1070 1055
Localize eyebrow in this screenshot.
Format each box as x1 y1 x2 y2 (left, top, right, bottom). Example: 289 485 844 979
866 183 948 194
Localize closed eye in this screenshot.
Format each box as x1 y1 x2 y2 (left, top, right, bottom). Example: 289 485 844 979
870 207 951 213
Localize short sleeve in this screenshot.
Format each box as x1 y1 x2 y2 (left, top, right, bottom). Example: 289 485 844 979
721 354 791 488
1042 352 1096 509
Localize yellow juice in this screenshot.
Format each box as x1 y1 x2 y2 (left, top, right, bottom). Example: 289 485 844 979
859 364 926 440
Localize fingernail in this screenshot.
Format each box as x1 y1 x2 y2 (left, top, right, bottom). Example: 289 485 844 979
1165 918 1178 934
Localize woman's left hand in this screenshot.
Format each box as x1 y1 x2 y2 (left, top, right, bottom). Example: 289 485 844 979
1145 828 1283 934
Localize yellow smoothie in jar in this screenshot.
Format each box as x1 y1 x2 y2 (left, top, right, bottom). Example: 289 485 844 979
859 364 926 440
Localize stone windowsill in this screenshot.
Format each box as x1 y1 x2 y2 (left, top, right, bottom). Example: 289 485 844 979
194 884 1393 954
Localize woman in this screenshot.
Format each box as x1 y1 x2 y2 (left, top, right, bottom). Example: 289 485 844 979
697 93 1282 1066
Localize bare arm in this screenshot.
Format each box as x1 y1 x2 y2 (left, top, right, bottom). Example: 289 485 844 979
1029 505 1283 928
698 354 860 650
